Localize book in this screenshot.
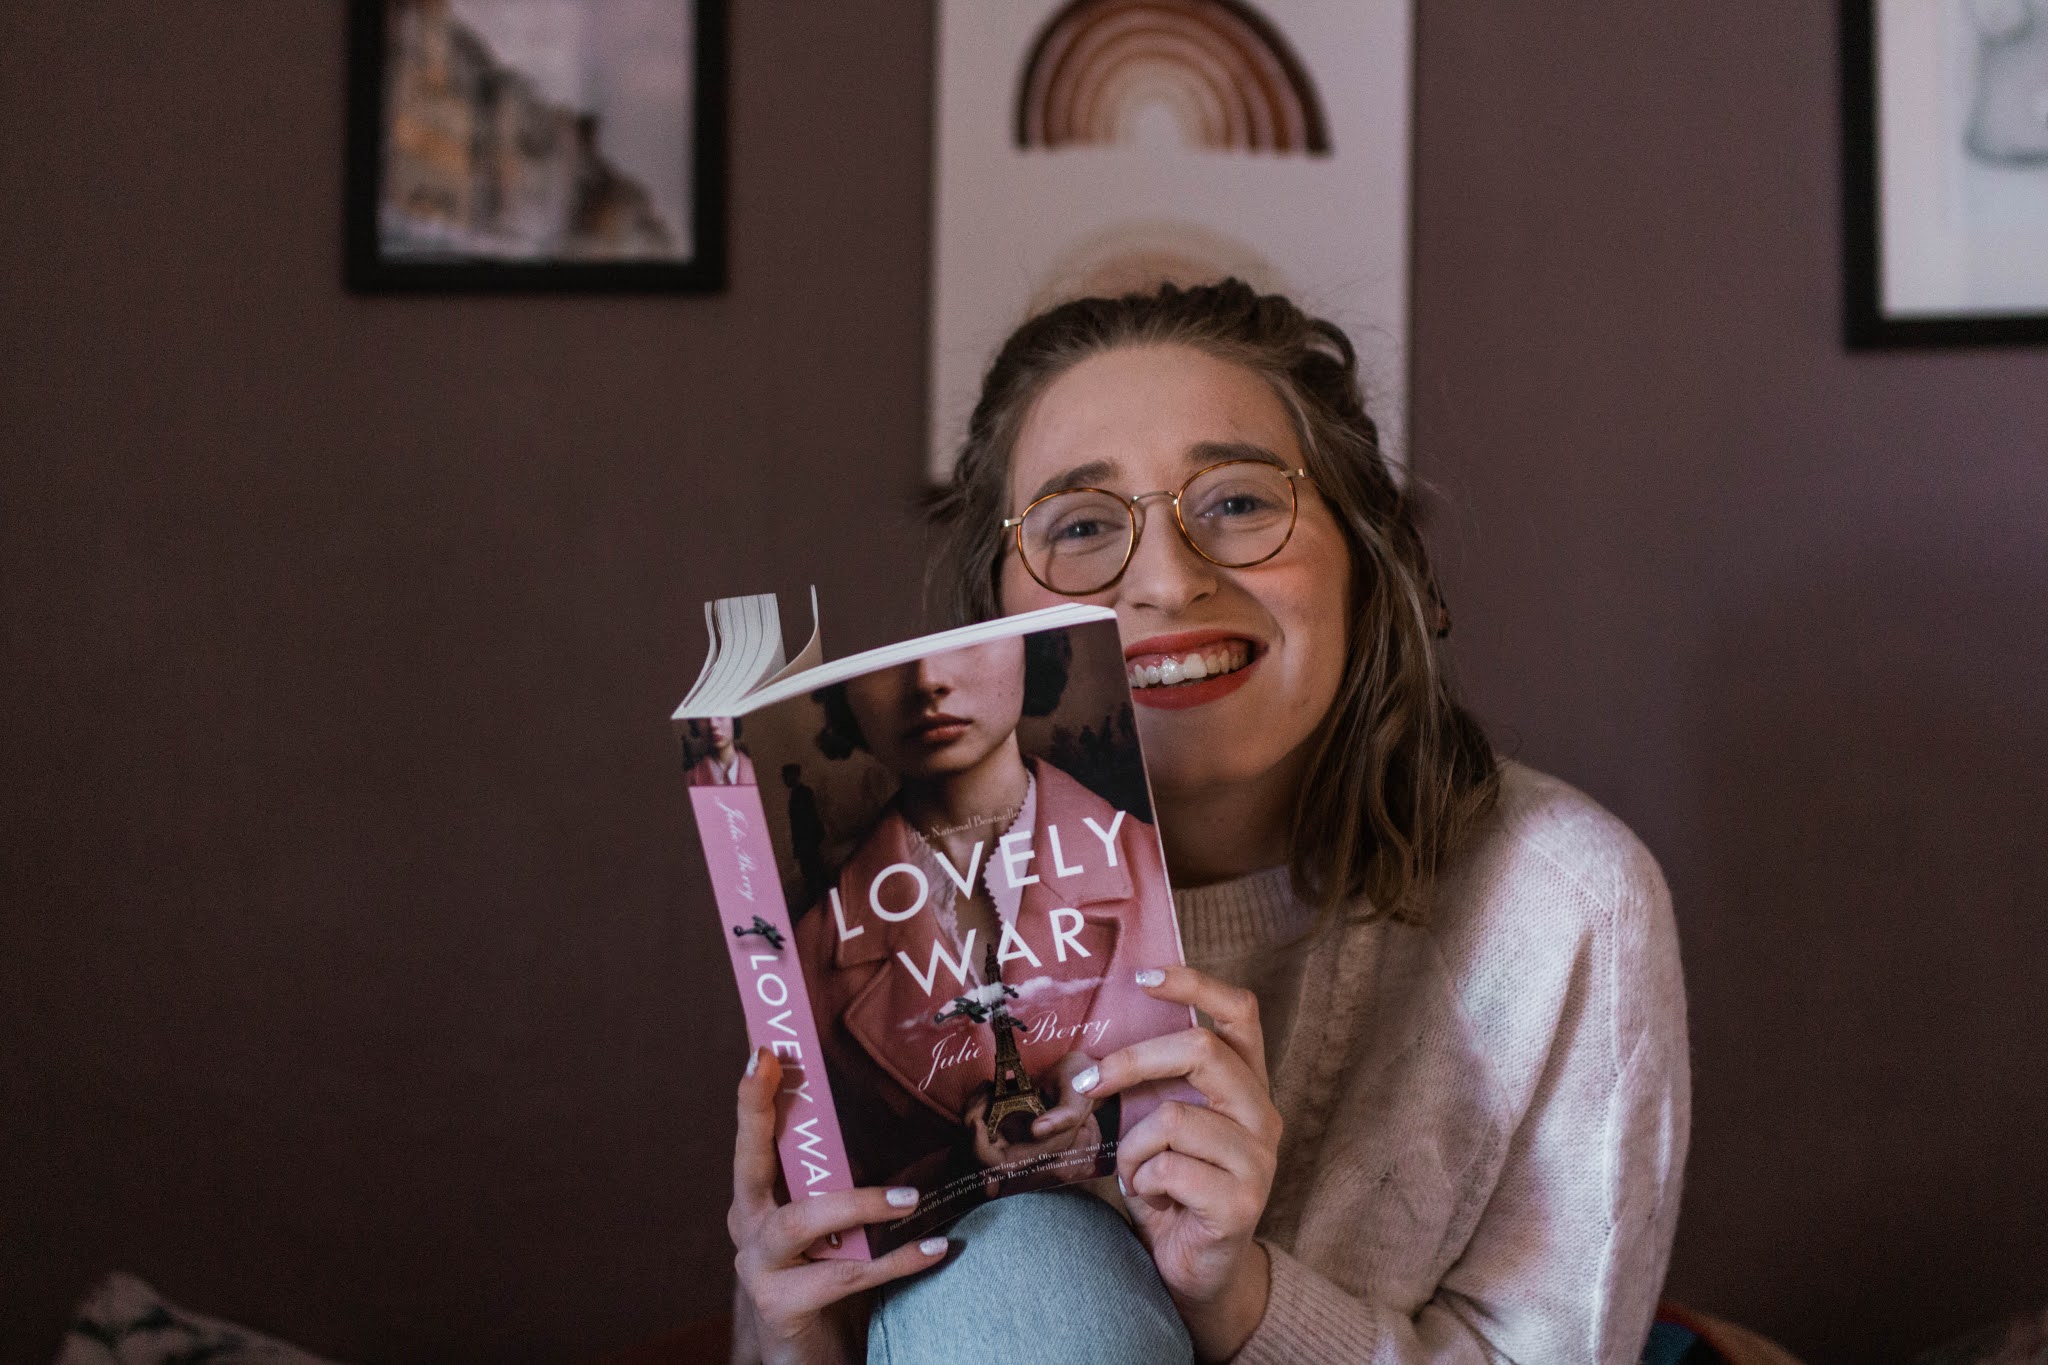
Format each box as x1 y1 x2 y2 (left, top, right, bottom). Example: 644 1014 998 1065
674 592 1194 1258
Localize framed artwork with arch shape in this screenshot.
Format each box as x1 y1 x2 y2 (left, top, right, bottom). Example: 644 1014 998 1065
926 0 1415 479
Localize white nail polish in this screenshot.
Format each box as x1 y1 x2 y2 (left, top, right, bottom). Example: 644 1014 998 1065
1073 1066 1099 1094
1135 968 1166 988
919 1236 949 1256
886 1186 918 1208
744 1049 759 1078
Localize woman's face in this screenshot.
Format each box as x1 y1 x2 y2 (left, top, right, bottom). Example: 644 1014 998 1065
843 636 1027 781
997 343 1351 796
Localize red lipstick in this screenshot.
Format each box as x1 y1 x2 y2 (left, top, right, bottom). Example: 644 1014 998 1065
1123 631 1262 711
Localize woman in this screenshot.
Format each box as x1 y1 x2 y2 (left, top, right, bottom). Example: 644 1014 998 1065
790 633 1187 1231
687 715 755 787
727 280 1689 1364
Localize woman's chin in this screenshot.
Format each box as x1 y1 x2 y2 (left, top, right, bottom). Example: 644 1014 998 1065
1147 758 1260 800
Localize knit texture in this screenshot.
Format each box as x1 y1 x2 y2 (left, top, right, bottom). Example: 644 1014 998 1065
1177 762 1690 1363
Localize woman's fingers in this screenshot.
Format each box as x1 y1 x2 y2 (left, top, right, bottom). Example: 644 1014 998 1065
1030 1052 1098 1138
768 1235 953 1319
728 1047 783 1234
1029 1100 1089 1140
752 1183 924 1267
1136 965 1270 1088
1075 1028 1277 1138
1126 1147 1247 1225
728 1051 947 1333
1114 1100 1273 1191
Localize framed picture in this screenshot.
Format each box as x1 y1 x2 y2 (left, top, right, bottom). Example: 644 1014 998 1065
1842 0 2048 346
927 0 1413 479
346 0 726 293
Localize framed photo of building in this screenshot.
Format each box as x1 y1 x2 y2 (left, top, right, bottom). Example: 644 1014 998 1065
346 0 726 293
1843 0 2048 345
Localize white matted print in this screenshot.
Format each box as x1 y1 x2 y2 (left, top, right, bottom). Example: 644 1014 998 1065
927 0 1413 481
1846 0 2048 344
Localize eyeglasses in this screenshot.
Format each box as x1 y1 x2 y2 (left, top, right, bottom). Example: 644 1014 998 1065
1002 459 1315 598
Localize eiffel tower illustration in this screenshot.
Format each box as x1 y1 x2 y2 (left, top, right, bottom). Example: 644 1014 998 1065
979 938 1045 1145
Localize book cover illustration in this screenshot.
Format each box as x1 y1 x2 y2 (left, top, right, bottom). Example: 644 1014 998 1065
682 609 1192 1256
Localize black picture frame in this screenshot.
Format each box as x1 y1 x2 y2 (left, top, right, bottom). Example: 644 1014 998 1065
346 0 727 294
1841 0 2048 347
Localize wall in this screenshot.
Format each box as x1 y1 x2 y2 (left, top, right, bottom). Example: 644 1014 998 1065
0 3 933 1361
3 4 2044 1364
1412 8 2048 1361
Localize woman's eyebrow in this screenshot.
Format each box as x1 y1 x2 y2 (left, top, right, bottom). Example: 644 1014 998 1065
1027 459 1116 504
1187 440 1289 469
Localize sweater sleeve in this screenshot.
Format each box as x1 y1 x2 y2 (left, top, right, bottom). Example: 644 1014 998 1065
1233 826 1690 1364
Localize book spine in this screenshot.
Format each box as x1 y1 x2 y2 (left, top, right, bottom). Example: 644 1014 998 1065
690 784 871 1260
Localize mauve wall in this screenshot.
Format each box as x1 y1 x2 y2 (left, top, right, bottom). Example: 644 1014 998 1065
3 4 2043 1364
1413 8 2048 1362
0 3 931 1361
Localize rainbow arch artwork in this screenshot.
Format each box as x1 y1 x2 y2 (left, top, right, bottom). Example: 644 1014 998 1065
929 1 1411 481
1015 0 1330 154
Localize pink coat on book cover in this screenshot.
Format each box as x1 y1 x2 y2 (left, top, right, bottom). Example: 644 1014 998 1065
687 751 756 786
793 758 1186 1211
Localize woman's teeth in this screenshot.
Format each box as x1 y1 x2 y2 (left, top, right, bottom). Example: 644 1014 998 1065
1126 641 1251 690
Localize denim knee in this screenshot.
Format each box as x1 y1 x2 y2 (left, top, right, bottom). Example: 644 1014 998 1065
868 1188 1193 1365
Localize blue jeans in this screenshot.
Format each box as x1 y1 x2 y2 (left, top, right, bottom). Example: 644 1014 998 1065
867 1188 1194 1365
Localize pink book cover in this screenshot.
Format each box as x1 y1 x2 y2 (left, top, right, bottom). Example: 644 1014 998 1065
677 609 1194 1257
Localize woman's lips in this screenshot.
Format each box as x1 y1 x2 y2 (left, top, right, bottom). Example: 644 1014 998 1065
1123 632 1260 711
908 713 972 743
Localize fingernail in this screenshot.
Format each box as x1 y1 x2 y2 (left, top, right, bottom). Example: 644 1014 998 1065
1072 1066 1099 1094
919 1236 949 1256
886 1186 918 1208
1117 1174 1129 1198
1135 968 1165 988
744 1048 759 1078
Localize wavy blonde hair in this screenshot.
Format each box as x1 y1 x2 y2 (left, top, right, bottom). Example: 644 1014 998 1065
922 279 1499 922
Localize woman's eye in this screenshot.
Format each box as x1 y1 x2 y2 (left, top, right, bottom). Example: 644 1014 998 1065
1194 488 1279 519
1050 517 1112 542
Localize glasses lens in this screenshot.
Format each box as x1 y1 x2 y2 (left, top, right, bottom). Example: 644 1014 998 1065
1019 489 1132 595
1179 462 1298 567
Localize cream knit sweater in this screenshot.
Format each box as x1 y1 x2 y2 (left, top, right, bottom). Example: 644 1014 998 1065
1179 761 1690 1364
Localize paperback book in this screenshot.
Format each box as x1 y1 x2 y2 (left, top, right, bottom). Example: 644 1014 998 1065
673 592 1193 1258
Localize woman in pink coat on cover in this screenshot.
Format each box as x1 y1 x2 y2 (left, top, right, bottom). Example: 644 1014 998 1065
686 715 757 787
792 631 1186 1245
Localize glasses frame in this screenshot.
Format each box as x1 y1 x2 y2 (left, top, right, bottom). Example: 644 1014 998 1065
1001 458 1314 598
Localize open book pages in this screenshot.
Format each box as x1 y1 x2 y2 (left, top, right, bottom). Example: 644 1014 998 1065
674 592 1193 1257
674 589 1117 720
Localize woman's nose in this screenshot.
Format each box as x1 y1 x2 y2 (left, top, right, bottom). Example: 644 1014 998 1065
1115 501 1217 615
910 659 952 698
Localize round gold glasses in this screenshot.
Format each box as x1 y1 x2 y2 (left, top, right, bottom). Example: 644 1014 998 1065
1002 459 1313 597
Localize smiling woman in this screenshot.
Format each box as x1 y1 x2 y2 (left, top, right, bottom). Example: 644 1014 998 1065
726 280 1690 1365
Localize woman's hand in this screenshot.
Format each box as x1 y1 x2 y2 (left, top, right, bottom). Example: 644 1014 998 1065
967 1050 1103 1171
1077 967 1281 1362
728 1048 950 1365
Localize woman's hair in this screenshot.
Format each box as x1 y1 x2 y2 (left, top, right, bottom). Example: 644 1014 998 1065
921 278 1499 922
813 630 1072 760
